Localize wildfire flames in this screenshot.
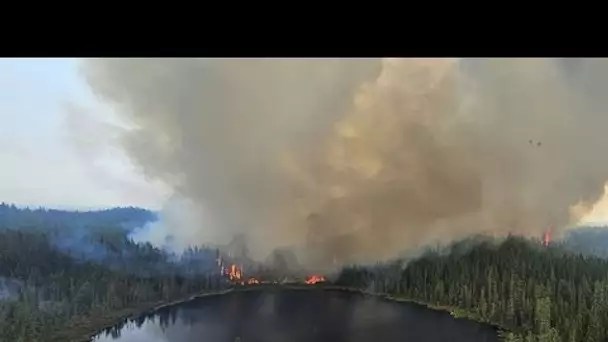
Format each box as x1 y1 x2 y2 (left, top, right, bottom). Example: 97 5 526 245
218 255 245 283
217 254 260 285
227 264 243 281
305 275 326 285
543 229 551 247
218 251 324 286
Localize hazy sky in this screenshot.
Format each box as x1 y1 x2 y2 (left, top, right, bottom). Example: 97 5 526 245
0 58 169 210
2 58 608 227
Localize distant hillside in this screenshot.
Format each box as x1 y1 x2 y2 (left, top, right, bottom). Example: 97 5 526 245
0 203 222 277
0 203 157 233
563 226 608 258
0 204 171 271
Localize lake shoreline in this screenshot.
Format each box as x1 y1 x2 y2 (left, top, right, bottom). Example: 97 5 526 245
75 284 503 342
284 285 505 336
52 289 234 342
301 286 503 327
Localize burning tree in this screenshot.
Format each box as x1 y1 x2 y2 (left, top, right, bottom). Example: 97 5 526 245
543 229 551 247
305 275 326 285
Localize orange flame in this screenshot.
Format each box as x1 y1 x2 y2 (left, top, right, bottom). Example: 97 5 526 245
543 229 551 247
247 277 260 285
305 275 326 284
228 264 244 281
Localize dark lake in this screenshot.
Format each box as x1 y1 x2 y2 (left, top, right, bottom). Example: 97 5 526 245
92 288 499 342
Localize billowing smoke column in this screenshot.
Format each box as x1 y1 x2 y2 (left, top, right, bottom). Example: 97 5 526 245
82 58 608 270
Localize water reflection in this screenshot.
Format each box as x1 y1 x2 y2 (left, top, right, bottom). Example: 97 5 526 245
92 289 498 342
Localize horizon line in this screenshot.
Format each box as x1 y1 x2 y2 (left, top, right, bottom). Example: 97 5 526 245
0 201 155 212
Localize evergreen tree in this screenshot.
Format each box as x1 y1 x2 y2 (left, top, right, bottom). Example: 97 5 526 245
0 207 230 342
335 235 608 342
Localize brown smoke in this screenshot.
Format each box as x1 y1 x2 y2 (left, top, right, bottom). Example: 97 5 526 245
82 58 608 269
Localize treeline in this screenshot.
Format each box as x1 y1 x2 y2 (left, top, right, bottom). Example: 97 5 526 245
0 229 228 342
0 203 156 232
0 205 227 341
0 204 159 267
335 235 608 342
563 227 608 259
0 204 221 277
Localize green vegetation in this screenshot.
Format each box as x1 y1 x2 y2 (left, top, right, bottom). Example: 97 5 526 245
3 202 608 342
335 235 608 341
563 227 608 258
0 205 228 342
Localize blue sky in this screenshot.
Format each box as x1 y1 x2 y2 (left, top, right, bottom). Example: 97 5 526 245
0 58 168 210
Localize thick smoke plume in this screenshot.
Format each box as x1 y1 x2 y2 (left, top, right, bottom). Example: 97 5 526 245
82 58 608 269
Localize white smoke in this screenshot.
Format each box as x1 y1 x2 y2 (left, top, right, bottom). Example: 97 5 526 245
78 58 608 268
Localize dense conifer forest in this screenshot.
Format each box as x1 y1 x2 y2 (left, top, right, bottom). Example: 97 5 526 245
0 205 227 342
335 235 608 342
3 204 608 341
563 227 608 259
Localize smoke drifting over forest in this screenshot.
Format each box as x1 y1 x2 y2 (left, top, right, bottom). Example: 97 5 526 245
81 58 608 268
